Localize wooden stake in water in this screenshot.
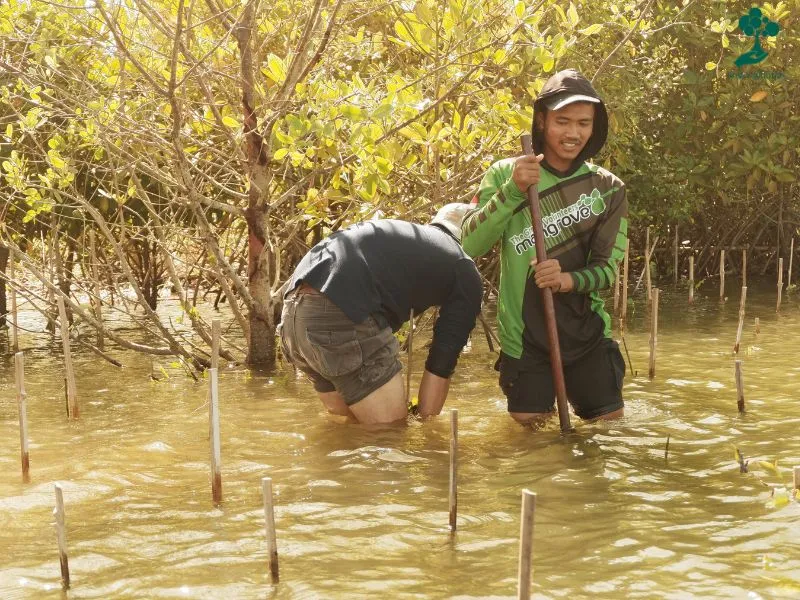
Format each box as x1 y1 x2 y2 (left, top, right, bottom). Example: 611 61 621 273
261 477 279 582
719 249 725 302
733 286 747 354
620 240 630 334
612 263 620 319
16 352 30 483
449 408 458 533
777 257 783 313
788 237 794 289
742 247 747 287
688 255 695 304
10 255 19 353
645 226 652 302
211 319 221 370
793 466 800 496
517 489 536 600
54 483 70 588
406 309 414 409
673 224 679 285
755 317 760 335
56 296 79 419
209 368 222 503
735 360 745 414
648 288 660 379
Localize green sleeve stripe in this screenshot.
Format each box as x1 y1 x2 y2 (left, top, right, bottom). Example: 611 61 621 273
592 266 607 289
573 271 587 292
583 268 597 290
602 265 615 285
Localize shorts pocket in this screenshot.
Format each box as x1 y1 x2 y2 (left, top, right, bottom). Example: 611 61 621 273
305 329 363 377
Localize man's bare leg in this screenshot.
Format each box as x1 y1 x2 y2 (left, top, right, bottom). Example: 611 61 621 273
589 407 624 421
348 372 407 425
509 411 554 428
318 391 358 423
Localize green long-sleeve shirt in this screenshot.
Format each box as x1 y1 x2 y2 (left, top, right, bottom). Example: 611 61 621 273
462 158 628 363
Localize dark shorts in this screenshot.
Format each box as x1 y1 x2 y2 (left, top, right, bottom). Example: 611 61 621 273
278 291 402 405
498 339 625 420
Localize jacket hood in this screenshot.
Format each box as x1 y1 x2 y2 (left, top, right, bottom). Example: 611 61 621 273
532 69 608 174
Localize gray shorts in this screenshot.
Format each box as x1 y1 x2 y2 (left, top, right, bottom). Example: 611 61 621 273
278 291 402 405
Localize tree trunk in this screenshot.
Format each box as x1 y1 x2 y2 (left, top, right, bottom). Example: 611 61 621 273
0 244 8 328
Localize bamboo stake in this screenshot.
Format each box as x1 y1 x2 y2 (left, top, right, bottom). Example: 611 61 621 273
648 288 659 379
262 477 279 582
719 249 725 302
449 408 458 533
16 352 30 483
673 224 679 285
793 466 800 496
89 229 104 351
620 239 630 334
406 309 414 408
209 368 222 503
54 483 70 589
777 258 783 313
517 489 536 600
788 237 794 289
10 255 19 353
733 287 747 354
742 247 747 287
211 319 221 370
612 263 620 319
688 256 694 304
755 317 760 335
645 226 652 302
56 296 79 419
735 360 745 414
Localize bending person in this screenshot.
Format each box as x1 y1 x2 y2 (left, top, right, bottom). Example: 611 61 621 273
279 204 481 424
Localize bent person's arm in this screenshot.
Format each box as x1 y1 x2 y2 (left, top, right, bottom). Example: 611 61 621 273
417 370 451 417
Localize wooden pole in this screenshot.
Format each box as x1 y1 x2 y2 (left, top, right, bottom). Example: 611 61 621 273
673 224 679 285
211 319 221 370
449 408 458 533
54 483 70 589
755 317 760 335
788 237 794 289
89 229 104 351
517 489 536 600
793 466 800 496
733 286 747 354
645 226 652 302
209 368 222 503
10 255 19 353
612 263 620 319
719 250 725 302
16 352 30 483
742 247 747 287
648 288 659 379
688 256 695 304
521 135 572 433
734 360 745 414
620 239 630 334
777 257 783 313
56 296 79 419
261 477 279 582
406 309 414 409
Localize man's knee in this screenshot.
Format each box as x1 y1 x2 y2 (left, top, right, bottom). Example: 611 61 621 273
509 411 554 427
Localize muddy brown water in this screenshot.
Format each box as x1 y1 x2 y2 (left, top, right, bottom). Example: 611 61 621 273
1 282 799 599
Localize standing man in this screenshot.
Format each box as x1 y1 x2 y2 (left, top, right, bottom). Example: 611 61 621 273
462 69 628 426
279 204 482 425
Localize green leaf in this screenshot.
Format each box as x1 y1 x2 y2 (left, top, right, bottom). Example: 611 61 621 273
705 62 717 70
514 1 524 18
567 2 579 27
579 24 603 35
222 116 239 128
273 148 289 160
265 54 286 84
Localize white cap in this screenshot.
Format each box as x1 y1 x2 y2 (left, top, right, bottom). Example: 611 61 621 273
545 93 600 112
430 203 474 243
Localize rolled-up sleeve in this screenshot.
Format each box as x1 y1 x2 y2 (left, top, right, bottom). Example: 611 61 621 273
425 259 483 378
